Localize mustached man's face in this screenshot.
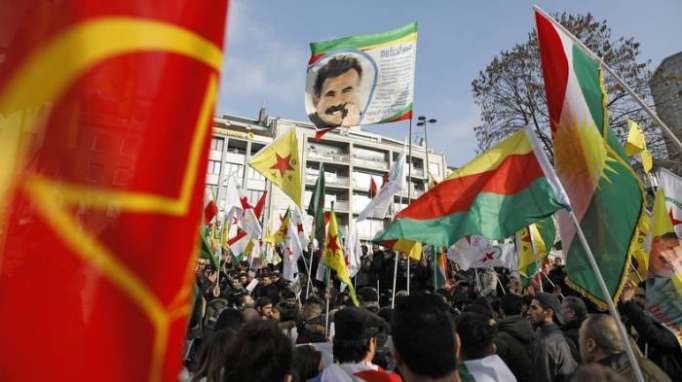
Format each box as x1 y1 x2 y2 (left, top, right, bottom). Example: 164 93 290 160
650 237 679 278
313 69 361 127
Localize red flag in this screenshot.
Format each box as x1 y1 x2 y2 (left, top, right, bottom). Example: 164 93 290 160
0 1 229 381
369 177 378 198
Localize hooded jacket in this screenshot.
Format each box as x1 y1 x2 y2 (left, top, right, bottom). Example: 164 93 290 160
494 315 533 381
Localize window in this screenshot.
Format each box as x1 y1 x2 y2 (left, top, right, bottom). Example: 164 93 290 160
247 166 265 181
211 137 224 151
223 162 244 180
207 160 221 175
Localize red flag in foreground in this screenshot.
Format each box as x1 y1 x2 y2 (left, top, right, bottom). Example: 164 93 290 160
0 1 229 381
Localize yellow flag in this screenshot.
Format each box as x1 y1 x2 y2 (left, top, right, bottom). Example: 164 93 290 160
631 213 650 280
323 210 358 305
248 128 302 206
273 210 290 244
392 240 422 261
652 190 674 239
624 120 653 173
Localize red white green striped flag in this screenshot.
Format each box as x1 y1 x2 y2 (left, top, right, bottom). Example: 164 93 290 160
377 128 565 247
535 9 644 308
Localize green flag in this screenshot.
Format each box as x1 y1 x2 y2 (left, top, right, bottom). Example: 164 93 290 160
307 164 326 248
199 226 219 269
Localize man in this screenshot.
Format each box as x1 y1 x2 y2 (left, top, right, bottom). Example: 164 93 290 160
619 281 682 379
528 292 578 382
256 297 274 319
650 232 679 279
391 292 461 382
309 56 363 129
560 296 587 362
579 314 671 381
320 307 398 381
494 294 533 381
457 312 517 381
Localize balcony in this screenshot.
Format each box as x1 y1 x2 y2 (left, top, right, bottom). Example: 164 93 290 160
308 151 349 163
326 200 349 212
352 157 389 170
306 174 350 188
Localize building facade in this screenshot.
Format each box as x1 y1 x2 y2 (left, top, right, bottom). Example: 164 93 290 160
651 52 682 157
207 109 448 243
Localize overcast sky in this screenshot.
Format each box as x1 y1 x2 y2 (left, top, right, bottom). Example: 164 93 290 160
217 0 681 167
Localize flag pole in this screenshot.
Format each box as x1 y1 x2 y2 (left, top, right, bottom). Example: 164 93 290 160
391 251 399 309
534 5 682 154
305 240 314 300
406 117 414 295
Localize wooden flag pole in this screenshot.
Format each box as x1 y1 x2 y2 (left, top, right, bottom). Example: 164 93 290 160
406 117 414 296
534 5 682 154
391 251 399 309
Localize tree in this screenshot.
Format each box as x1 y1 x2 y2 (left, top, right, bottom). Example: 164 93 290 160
472 12 668 165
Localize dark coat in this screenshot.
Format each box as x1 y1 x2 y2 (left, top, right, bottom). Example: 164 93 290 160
561 318 584 363
530 323 578 382
494 315 534 381
619 300 682 380
597 352 671 382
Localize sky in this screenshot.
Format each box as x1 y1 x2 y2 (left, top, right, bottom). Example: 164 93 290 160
217 0 681 167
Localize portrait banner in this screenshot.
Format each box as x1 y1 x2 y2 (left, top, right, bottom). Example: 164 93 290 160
0 1 229 381
305 22 417 135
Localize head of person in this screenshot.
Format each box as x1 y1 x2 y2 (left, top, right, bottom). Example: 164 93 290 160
257 297 274 319
506 276 522 295
223 320 293 382
456 312 497 360
560 296 587 325
498 294 524 318
241 307 261 323
579 314 625 364
650 231 679 278
312 55 363 127
357 287 380 313
292 345 323 382
191 329 235 382
391 292 460 381
302 296 324 321
271 306 281 322
529 292 564 328
332 307 387 364
215 308 244 333
261 274 272 286
239 293 255 309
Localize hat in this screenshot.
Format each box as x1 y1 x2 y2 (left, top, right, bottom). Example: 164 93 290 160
333 307 387 342
536 292 564 325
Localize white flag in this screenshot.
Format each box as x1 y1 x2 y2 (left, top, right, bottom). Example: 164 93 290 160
290 208 312 249
447 235 516 270
658 168 682 238
282 216 303 282
345 225 363 278
357 150 405 221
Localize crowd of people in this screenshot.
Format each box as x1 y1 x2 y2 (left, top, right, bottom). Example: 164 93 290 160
180 246 681 382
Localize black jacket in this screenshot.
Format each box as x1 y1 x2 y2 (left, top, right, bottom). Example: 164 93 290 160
494 315 533 381
530 323 578 382
619 300 682 380
561 318 584 363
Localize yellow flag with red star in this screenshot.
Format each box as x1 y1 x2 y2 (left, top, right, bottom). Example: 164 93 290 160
249 128 302 206
323 209 358 305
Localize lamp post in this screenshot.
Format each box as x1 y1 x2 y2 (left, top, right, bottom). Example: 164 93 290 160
417 116 437 189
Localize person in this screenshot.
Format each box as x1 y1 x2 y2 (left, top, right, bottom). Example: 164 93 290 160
222 320 293 382
320 307 398 381
292 345 323 382
256 297 274 319
309 55 363 129
528 292 577 382
619 281 682 379
190 329 234 382
357 286 380 314
579 314 671 381
649 232 679 278
560 295 587 362
456 312 516 381
493 294 533 381
391 292 461 382
214 308 243 333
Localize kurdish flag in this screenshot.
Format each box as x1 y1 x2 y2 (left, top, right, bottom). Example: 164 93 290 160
378 129 565 247
516 217 555 287
535 9 644 307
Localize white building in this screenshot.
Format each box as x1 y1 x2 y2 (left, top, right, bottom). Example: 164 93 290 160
207 109 448 243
